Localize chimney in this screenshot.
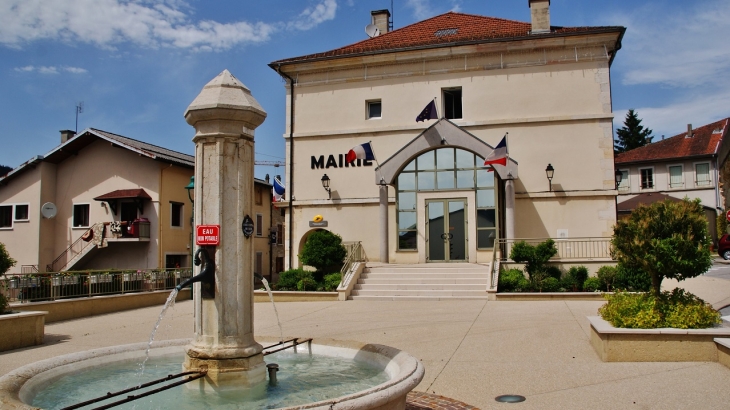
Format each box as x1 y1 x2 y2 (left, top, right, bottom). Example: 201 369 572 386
528 0 551 34
686 124 693 138
371 9 391 35
60 129 76 143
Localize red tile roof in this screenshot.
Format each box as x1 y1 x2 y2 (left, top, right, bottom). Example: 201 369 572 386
615 118 729 164
94 189 152 201
270 12 624 65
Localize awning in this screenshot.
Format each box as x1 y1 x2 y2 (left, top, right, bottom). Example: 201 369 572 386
94 189 152 201
93 189 151 215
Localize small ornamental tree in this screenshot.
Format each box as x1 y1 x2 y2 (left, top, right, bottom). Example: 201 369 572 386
611 199 711 297
509 239 557 282
299 230 347 281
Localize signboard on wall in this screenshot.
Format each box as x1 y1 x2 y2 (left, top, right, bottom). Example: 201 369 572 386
196 225 220 246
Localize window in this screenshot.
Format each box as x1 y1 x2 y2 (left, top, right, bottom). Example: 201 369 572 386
617 170 629 191
367 100 382 119
170 202 183 228
166 254 187 268
396 147 496 250
443 88 462 119
255 252 263 275
256 213 263 237
0 205 11 228
14 204 29 221
696 163 711 186
640 168 654 189
73 204 90 227
255 187 263 205
277 224 284 245
668 165 683 188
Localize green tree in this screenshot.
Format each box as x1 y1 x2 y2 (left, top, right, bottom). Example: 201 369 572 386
0 242 17 313
0 165 11 176
614 109 654 153
299 230 346 280
611 199 711 296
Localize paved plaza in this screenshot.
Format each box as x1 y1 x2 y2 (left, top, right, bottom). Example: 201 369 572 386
3 273 730 409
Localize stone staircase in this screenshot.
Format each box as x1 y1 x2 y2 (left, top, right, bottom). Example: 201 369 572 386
349 263 493 300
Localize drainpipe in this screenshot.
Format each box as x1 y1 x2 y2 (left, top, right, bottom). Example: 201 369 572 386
276 64 296 269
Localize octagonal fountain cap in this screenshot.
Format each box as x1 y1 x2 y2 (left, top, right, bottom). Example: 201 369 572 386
185 69 267 132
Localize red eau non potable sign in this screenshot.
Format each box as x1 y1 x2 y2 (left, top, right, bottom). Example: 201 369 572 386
196 225 220 246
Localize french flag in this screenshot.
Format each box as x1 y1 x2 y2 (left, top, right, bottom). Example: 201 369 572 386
484 136 508 167
272 176 285 202
346 142 375 163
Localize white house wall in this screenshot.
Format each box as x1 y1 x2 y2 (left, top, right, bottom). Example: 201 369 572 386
0 166 43 270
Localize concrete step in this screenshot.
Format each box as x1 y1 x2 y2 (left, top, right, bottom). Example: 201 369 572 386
360 272 488 280
357 278 487 285
354 284 486 291
350 289 488 297
365 267 488 274
349 295 490 301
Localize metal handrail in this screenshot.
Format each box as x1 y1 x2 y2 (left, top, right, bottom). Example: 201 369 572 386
2 268 193 303
490 239 499 290
339 242 363 289
47 225 97 272
497 237 612 261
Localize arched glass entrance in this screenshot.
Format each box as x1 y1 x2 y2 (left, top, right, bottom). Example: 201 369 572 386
396 147 497 261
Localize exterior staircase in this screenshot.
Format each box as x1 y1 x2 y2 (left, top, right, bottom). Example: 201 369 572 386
349 263 493 300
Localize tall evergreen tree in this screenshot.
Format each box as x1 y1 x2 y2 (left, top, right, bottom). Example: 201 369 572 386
614 109 654 153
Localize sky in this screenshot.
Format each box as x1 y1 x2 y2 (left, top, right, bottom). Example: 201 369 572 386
1 0 728 181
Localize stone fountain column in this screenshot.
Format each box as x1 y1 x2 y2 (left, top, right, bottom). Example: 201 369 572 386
183 70 267 388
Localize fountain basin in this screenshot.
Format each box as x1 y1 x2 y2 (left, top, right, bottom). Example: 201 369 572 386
0 337 424 410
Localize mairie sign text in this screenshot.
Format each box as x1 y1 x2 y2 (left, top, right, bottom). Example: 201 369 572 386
196 225 220 246
311 154 373 169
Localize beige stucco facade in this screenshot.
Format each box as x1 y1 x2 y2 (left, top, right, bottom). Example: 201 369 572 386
271 15 623 269
0 130 194 273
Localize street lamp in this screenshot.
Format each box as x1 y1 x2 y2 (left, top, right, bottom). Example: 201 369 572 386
185 176 195 204
614 169 623 190
321 174 331 200
545 164 554 192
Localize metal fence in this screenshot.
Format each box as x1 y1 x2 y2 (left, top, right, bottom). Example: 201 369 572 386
1 268 193 303
497 237 612 261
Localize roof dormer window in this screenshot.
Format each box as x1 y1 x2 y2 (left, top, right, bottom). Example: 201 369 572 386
435 28 458 37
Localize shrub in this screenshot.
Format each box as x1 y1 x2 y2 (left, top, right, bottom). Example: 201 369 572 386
509 239 557 282
0 242 15 314
297 276 317 291
583 277 601 292
545 266 562 280
566 266 589 291
299 230 347 280
275 268 313 291
539 277 561 292
717 212 728 242
599 290 721 329
498 268 530 292
614 264 651 292
0 289 7 314
596 265 617 291
323 273 342 291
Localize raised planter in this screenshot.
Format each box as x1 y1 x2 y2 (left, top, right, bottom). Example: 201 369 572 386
588 316 730 362
496 292 607 301
0 311 48 352
716 338 730 369
254 290 338 303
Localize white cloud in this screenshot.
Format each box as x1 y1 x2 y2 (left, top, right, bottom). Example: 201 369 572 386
13 65 88 74
604 0 730 88
406 0 436 20
0 0 337 51
288 0 337 31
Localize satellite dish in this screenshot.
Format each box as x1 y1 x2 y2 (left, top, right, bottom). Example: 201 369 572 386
41 202 57 219
365 24 380 38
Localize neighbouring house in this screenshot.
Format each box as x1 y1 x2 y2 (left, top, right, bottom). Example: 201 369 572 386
269 1 625 284
0 128 283 275
615 118 729 243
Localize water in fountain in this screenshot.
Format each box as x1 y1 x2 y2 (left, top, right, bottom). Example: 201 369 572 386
260 277 284 343
31 350 389 409
138 288 178 377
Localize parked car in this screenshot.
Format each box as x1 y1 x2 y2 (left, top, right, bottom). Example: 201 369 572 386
719 234 730 260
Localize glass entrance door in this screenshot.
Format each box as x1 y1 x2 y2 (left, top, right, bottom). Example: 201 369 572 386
426 199 467 262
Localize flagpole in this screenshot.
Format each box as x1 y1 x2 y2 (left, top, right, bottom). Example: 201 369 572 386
368 140 386 183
